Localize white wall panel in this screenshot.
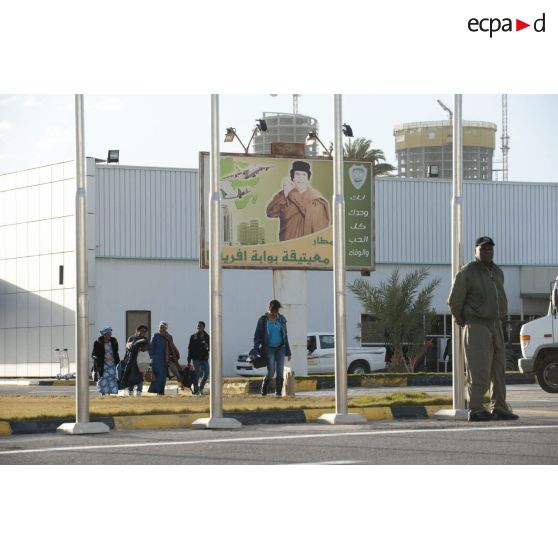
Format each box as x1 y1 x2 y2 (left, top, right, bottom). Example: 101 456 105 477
95 165 198 260
16 328 28 362
0 329 4 364
28 256 40 292
5 294 16 328
376 178 558 266
16 257 28 292
39 292 52 327
51 218 64 253
27 185 41 222
39 254 52 290
63 288 75 326
28 292 40 327
39 219 52 255
51 289 64 326
16 223 28 257
5 259 17 291
16 292 28 327
51 179 65 219
38 183 52 220
28 221 40 256
63 215 75 252
4 329 16 363
39 327 52 363
16 187 28 224
5 225 16 258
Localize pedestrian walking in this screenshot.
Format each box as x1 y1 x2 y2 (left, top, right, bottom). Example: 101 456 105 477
148 321 180 395
252 299 291 397
122 325 151 397
448 236 519 421
187 321 210 396
92 326 120 395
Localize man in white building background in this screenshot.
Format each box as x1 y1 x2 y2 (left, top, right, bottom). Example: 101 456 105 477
448 236 519 422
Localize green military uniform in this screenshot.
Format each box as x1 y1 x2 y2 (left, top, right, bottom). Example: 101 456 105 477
448 259 510 413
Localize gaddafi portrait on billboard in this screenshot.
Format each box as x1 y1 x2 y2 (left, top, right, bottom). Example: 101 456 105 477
199 153 374 270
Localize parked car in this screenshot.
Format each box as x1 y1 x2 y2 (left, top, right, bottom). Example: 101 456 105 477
234 332 387 376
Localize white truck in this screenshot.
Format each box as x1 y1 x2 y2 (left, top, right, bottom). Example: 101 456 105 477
518 276 558 393
236 332 386 375
306 332 387 375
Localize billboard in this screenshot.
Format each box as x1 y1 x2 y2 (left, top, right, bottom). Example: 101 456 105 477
199 153 375 270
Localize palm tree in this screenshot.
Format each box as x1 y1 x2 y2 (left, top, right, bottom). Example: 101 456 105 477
349 267 441 373
344 137 396 176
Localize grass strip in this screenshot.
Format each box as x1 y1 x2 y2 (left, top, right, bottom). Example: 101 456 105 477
0 392 452 421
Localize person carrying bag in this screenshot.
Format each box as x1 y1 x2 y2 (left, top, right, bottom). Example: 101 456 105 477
252 299 291 397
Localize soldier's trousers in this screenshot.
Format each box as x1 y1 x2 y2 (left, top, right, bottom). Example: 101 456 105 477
463 322 509 413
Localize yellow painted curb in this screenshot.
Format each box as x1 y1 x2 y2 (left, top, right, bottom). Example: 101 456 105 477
425 405 452 416
295 378 318 391
303 408 334 421
360 376 407 387
350 406 394 420
113 413 208 430
0 421 13 436
224 381 251 395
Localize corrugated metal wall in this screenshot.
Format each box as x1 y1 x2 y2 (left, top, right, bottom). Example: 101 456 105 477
94 165 558 267
95 165 198 259
376 177 558 266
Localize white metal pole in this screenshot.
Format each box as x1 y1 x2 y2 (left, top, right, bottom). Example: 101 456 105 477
318 94 365 425
58 95 109 434
333 95 348 415
75 94 89 423
193 95 240 429
210 94 223 419
452 94 466 410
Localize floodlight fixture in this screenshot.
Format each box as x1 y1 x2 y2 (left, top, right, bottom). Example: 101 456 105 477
107 149 119 164
305 130 332 157
224 127 237 142
342 123 353 137
245 119 268 152
437 99 453 121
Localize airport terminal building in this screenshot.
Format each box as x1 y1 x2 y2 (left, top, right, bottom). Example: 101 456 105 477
1 158 557 377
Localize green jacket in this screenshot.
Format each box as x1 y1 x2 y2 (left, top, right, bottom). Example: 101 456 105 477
448 259 508 327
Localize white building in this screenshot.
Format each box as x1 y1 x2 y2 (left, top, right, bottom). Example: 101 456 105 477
1 159 557 377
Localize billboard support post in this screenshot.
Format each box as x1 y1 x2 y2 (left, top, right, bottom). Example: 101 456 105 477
193 95 241 430
58 94 109 435
318 94 365 425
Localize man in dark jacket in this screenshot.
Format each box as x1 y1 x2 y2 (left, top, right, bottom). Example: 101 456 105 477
187 321 210 396
448 236 518 422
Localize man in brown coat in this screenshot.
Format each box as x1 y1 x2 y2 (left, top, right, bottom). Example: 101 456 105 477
266 160 330 241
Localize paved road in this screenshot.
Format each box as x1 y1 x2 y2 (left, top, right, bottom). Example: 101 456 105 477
1 385 556 464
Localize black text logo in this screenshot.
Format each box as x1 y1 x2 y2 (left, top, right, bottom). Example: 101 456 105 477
468 13 546 37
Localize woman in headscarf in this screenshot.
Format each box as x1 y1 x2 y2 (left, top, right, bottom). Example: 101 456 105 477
91 326 120 395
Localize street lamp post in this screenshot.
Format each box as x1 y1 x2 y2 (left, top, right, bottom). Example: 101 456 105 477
318 94 365 425
58 94 109 435
193 94 241 430
435 94 468 421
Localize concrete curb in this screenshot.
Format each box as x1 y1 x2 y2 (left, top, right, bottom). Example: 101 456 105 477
0 404 452 435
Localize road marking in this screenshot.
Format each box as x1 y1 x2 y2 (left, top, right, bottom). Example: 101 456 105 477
298 460 362 465
1 423 558 456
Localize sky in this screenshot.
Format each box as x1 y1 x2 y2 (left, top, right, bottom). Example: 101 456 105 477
1 93 557 183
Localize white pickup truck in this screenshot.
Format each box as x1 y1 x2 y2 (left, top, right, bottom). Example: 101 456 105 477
306 332 387 375
235 332 386 375
518 276 558 393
